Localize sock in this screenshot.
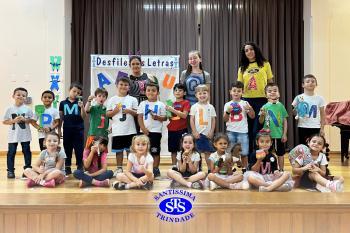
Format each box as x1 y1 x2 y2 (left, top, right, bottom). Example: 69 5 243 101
326 180 332 189
187 182 192 188
125 184 130 189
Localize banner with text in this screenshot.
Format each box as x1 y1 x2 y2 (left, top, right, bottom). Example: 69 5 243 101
91 55 180 155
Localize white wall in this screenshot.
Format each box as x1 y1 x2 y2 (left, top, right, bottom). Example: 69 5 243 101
304 0 350 151
0 0 71 151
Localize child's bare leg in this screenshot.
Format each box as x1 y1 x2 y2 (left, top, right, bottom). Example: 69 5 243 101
116 152 124 167
309 172 330 187
115 173 140 189
23 168 39 180
187 171 206 183
167 169 191 187
208 173 230 188
278 155 284 171
260 172 291 192
247 172 267 188
45 169 64 182
204 152 210 171
171 152 177 167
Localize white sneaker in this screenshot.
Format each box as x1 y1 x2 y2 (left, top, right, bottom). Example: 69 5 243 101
327 180 344 192
315 183 331 193
209 181 218 191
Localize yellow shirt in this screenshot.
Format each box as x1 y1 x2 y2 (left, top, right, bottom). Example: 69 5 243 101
237 62 273 98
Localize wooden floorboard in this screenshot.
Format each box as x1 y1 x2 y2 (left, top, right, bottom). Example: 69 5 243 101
0 153 348 233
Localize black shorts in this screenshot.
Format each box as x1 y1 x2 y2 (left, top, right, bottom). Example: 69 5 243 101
180 171 196 178
300 171 317 189
148 132 162 156
132 172 145 178
168 129 187 153
111 135 136 153
271 138 286 156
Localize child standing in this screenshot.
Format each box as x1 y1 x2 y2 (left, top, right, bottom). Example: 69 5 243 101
24 132 65 187
84 88 109 146
3 87 35 178
246 130 293 192
207 133 249 191
106 77 138 174
32 90 60 151
166 83 191 169
289 134 344 192
113 135 154 190
259 83 288 171
59 82 86 175
179 50 211 106
137 82 167 178
223 81 255 172
190 84 216 171
292 74 326 144
73 136 113 188
167 134 206 189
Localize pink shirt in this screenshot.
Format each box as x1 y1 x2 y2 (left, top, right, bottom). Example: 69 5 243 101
83 148 107 173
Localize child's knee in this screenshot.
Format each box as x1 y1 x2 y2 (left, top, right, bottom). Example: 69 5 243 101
207 173 215 181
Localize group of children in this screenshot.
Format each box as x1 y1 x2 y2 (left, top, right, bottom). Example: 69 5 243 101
2 73 344 192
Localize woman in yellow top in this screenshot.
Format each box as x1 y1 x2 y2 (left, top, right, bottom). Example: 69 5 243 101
237 42 274 154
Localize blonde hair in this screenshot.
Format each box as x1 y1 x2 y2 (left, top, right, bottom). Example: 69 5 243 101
195 84 209 93
130 135 150 153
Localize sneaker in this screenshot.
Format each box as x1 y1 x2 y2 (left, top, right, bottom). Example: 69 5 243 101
153 168 161 178
191 181 204 190
95 179 110 187
328 180 344 192
231 181 250 190
26 179 37 188
113 167 123 177
315 183 331 193
169 179 181 189
142 181 153 190
209 181 218 191
65 167 72 175
7 171 15 179
79 180 87 188
43 179 56 188
113 181 126 190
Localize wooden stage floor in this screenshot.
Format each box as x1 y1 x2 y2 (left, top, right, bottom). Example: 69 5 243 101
0 154 349 233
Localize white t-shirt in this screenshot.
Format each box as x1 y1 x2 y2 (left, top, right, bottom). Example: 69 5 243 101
224 100 249 133
176 151 201 171
34 106 60 139
107 95 138 136
3 104 35 143
137 100 166 133
189 103 216 136
292 94 326 128
128 153 154 174
295 152 328 167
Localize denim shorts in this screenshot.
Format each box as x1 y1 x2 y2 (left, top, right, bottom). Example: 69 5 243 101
196 134 215 153
227 131 249 156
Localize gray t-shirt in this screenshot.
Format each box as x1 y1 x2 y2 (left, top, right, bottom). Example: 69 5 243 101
3 104 34 143
39 149 66 173
179 70 211 105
